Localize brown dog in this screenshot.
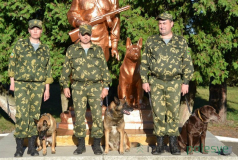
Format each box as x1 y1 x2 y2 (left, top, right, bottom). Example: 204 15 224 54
34 113 57 156
178 105 220 154
118 37 143 108
104 97 138 155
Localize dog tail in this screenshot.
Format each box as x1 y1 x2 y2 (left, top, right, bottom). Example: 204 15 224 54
130 142 141 147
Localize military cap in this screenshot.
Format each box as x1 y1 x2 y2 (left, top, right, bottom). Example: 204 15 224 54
79 24 92 35
28 19 43 29
158 12 173 21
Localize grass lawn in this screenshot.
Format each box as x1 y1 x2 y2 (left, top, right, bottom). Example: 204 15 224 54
0 84 237 133
0 108 15 133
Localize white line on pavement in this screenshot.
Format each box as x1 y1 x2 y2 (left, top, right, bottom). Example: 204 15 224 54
0 133 9 137
216 136 238 143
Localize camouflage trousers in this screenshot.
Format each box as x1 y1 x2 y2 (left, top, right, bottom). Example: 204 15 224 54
71 81 103 138
14 81 45 138
149 77 182 136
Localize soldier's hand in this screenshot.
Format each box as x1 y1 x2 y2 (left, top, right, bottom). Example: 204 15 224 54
142 83 150 92
111 49 119 61
9 84 14 91
64 88 71 98
181 84 189 96
9 77 14 91
100 88 108 99
44 90 50 102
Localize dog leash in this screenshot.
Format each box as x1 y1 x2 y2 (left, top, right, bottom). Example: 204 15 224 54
6 90 15 118
148 91 153 117
184 94 192 115
101 95 111 117
106 95 108 107
100 96 109 107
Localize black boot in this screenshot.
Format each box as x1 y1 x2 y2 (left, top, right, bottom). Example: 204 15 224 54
152 136 164 155
92 138 103 155
169 136 181 155
14 138 24 157
73 137 86 155
27 136 39 156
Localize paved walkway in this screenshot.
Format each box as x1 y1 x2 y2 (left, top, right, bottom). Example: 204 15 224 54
0 131 237 160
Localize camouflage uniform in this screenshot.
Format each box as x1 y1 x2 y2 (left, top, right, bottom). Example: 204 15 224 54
60 40 111 138
8 37 53 138
140 33 194 136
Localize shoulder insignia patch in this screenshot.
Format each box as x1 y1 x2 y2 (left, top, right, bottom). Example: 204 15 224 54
10 53 14 58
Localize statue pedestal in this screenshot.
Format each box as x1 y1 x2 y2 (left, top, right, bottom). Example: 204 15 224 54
56 106 160 146
58 106 154 130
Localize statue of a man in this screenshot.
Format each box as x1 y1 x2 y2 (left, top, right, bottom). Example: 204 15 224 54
67 0 120 61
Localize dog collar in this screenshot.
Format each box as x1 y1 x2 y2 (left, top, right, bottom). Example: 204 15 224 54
197 109 204 122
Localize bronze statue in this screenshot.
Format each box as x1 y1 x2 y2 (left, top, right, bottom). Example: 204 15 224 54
67 0 129 61
118 37 144 108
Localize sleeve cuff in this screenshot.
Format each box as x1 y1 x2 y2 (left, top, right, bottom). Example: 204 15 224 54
183 79 189 85
102 83 110 89
8 71 14 77
62 82 70 88
141 77 148 83
63 85 69 88
45 78 54 84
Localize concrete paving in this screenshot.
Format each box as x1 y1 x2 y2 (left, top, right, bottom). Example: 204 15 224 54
0 131 237 160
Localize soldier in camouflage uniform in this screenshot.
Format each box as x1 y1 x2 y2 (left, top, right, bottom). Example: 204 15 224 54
140 13 194 155
8 19 53 157
60 24 111 155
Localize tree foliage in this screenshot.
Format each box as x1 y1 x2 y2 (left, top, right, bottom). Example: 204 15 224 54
0 0 73 84
190 0 238 85
0 0 237 87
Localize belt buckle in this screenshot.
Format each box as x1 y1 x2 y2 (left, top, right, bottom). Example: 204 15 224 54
85 81 92 86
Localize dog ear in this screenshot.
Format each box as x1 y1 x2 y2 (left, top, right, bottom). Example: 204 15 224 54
34 119 39 125
137 37 143 49
126 37 132 49
114 97 120 105
43 120 48 127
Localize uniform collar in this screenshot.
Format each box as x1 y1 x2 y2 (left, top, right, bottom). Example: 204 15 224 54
26 37 42 48
157 33 178 41
76 41 96 49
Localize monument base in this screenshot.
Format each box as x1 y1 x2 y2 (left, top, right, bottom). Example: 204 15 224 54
55 128 170 146
57 105 158 146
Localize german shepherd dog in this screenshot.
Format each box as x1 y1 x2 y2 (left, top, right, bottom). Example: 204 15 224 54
104 97 140 154
34 113 57 156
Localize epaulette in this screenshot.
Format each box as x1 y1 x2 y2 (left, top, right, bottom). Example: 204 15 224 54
66 43 78 54
17 39 24 44
17 39 27 45
44 44 49 49
175 35 185 40
68 43 77 49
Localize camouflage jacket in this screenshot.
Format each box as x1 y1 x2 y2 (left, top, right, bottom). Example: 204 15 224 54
8 38 53 84
60 42 112 88
140 34 194 84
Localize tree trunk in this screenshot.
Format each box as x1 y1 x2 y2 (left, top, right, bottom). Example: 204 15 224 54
0 94 16 123
179 81 196 127
209 80 227 122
